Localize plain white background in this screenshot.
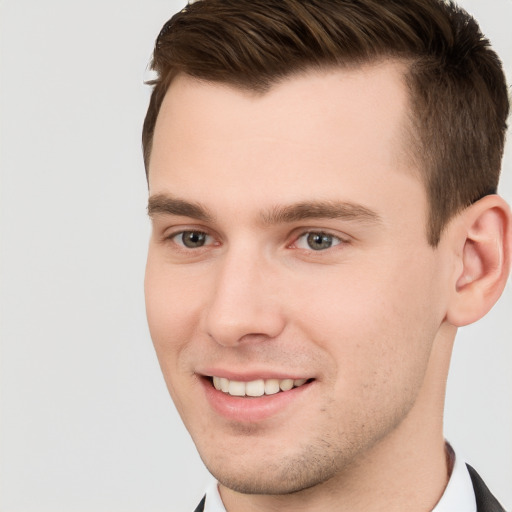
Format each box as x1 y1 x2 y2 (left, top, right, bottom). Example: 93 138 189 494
0 1 511 511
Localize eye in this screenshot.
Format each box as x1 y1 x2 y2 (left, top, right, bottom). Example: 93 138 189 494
172 230 212 249
294 231 342 251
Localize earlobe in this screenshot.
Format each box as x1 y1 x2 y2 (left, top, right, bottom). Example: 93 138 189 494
446 195 511 327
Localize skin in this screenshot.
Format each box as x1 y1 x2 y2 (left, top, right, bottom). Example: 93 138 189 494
144 62 510 511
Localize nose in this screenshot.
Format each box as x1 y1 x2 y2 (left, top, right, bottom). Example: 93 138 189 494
203 248 286 347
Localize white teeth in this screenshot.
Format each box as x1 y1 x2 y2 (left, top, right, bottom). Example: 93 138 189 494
211 376 310 397
264 379 280 395
228 380 246 396
246 379 265 397
279 379 294 391
220 377 229 392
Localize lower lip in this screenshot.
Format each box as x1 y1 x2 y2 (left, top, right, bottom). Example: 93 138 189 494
201 377 313 423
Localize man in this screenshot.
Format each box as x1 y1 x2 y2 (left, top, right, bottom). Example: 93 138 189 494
142 0 510 510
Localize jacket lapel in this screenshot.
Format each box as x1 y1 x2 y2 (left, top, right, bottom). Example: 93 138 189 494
193 495 206 512
466 465 505 512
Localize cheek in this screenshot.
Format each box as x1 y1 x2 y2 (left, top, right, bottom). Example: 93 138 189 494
144 255 205 370
292 252 443 394
144 258 210 418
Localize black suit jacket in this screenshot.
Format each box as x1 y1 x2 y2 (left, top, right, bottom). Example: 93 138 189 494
467 465 505 512
193 465 505 512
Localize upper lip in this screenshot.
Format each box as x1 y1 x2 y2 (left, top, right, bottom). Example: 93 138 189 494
198 368 313 382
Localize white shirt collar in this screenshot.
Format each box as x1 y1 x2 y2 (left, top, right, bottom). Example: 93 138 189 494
432 447 477 512
203 480 226 512
203 448 476 512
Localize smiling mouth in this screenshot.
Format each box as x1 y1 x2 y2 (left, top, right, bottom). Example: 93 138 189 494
209 376 313 397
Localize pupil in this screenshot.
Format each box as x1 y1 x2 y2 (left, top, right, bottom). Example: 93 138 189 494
183 231 206 248
307 232 332 250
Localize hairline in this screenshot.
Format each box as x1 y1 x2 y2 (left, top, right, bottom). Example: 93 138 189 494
146 56 422 172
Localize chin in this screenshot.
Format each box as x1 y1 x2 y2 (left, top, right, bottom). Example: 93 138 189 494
200 442 343 496
211 466 336 496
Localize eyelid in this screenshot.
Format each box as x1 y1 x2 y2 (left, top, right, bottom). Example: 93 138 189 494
157 224 350 253
160 223 210 239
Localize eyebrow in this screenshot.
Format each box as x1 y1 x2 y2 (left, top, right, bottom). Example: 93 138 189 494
261 201 382 225
147 194 381 226
147 194 214 222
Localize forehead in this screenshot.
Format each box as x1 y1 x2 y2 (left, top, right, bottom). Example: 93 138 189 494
149 61 422 218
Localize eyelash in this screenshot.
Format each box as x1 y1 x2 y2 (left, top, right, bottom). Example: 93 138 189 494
165 228 348 254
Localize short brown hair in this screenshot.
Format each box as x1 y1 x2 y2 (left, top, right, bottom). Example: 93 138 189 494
142 0 509 245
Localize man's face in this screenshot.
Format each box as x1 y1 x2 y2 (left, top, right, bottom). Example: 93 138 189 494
145 63 453 494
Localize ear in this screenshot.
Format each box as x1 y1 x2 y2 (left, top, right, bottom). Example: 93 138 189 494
446 195 511 327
